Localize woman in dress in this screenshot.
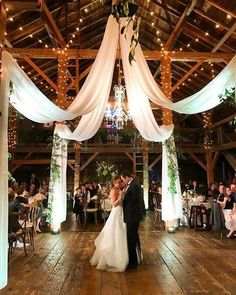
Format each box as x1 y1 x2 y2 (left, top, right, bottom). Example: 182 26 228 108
90 176 128 272
217 186 236 238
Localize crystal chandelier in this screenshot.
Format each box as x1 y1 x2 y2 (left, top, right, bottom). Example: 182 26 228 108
104 41 132 130
105 83 132 130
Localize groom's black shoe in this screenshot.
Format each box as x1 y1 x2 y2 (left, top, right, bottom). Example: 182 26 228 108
126 263 138 270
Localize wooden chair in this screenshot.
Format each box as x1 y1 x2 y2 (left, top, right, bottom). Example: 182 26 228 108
83 206 99 225
9 211 28 256
189 204 209 230
100 198 112 223
153 208 162 226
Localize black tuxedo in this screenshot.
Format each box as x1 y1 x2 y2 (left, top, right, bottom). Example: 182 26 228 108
123 177 142 267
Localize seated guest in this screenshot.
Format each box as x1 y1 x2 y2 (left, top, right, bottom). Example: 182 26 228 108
217 187 235 210
73 187 85 224
207 183 219 200
217 187 236 238
15 187 29 204
217 184 227 203
8 190 21 233
28 173 40 190
153 185 162 210
32 190 47 232
189 180 202 195
29 183 37 196
230 183 236 210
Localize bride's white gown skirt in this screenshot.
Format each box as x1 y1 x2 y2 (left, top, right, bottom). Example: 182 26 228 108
90 205 128 272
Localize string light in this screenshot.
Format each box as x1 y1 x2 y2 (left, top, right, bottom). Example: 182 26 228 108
203 111 213 150
8 107 18 150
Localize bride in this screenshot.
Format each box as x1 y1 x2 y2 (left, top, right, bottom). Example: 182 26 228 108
90 176 128 272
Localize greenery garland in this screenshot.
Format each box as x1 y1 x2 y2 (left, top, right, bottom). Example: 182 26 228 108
164 137 178 194
99 0 141 64
219 87 236 126
47 134 67 223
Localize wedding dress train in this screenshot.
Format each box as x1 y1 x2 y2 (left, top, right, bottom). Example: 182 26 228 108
90 204 128 272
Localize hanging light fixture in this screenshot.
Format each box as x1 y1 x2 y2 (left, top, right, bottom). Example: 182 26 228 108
104 32 132 130
105 83 132 130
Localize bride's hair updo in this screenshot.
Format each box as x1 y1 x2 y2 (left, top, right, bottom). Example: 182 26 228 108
112 175 121 186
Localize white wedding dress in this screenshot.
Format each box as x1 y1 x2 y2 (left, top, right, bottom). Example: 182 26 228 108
90 203 128 272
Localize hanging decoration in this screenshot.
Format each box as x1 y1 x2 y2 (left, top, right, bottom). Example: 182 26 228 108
164 138 178 194
104 84 132 129
203 111 213 150
111 0 140 64
47 132 68 228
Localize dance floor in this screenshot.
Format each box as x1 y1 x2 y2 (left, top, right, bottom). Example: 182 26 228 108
1 213 236 295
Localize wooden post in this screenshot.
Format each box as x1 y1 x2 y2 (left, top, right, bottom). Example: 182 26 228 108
73 142 81 193
161 54 177 231
142 141 149 209
203 111 214 185
50 51 68 234
206 150 214 185
55 51 68 109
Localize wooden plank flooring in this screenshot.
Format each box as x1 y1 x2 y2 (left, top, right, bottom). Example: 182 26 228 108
1 213 236 295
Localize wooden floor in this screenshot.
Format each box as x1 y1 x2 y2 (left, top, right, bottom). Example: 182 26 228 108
1 213 236 295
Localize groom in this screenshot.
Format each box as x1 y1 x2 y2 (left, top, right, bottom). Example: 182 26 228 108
121 170 143 269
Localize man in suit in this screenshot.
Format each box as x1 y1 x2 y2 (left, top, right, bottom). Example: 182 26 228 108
121 170 143 269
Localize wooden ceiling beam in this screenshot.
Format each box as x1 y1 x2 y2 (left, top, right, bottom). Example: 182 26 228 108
21 54 58 90
164 0 197 51
7 18 44 42
188 152 207 171
6 48 235 61
39 0 66 48
211 113 236 129
183 23 234 52
4 0 40 11
172 59 205 92
213 141 236 152
172 22 236 94
151 0 181 18
193 8 236 36
204 0 236 19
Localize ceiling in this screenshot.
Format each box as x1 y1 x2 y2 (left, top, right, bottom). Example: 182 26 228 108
3 0 236 135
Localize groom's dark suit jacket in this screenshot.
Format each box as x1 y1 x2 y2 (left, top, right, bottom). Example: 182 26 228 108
123 177 143 223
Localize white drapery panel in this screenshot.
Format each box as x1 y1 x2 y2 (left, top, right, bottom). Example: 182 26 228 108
0 63 9 289
56 94 109 141
57 16 118 141
161 136 183 221
48 127 68 225
2 15 119 125
120 19 174 142
68 16 118 115
2 51 77 123
122 24 236 114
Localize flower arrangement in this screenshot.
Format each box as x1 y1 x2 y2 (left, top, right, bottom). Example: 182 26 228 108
96 160 118 183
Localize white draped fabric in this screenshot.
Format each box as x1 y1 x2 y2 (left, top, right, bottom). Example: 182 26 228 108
48 126 68 225
120 18 236 119
3 51 76 123
0 63 9 289
1 18 235 140
162 136 183 221
120 19 174 142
